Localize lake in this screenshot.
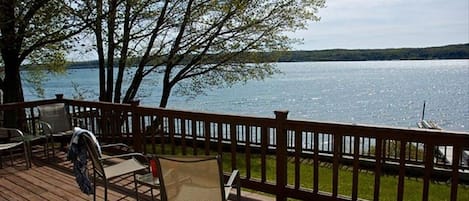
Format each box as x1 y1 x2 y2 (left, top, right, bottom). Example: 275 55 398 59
23 59 469 132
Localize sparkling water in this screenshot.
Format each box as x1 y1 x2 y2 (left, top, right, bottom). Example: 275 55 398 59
23 59 469 132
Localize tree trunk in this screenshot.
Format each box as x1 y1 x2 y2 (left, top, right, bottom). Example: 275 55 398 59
159 69 174 108
159 84 172 108
122 68 144 103
1 57 26 128
96 0 106 101
0 0 25 128
105 0 118 102
114 0 132 103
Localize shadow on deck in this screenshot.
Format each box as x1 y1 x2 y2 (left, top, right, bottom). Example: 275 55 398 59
0 148 273 201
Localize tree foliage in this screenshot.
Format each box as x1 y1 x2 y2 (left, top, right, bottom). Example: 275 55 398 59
0 0 91 127
84 0 325 107
278 44 469 62
0 0 91 102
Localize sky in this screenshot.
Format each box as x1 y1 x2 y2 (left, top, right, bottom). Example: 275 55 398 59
68 0 468 60
291 0 469 50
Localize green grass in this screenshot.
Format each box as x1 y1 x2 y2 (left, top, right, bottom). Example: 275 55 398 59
146 145 469 201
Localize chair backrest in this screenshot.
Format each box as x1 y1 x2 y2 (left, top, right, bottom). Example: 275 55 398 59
38 103 72 133
81 132 105 177
156 155 225 201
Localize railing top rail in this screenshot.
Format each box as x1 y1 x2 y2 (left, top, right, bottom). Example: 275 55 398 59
2 97 468 142
288 118 469 144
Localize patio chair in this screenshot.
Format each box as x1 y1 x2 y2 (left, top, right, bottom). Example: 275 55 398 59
155 155 240 201
80 130 148 201
0 128 30 169
38 103 74 158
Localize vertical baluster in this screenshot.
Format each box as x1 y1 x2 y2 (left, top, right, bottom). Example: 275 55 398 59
294 129 301 189
246 125 251 179
332 133 342 197
261 125 268 182
352 136 360 200
373 137 382 201
204 120 210 155
313 132 319 194
422 143 434 201
450 145 461 201
397 140 407 201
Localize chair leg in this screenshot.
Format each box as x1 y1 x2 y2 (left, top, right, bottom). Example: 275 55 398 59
236 174 241 201
93 171 97 201
23 143 30 169
9 149 14 166
44 136 49 158
134 173 139 201
104 180 108 201
51 136 56 159
150 186 154 200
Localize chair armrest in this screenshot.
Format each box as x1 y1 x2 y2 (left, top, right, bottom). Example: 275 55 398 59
101 143 132 154
0 128 25 141
100 152 148 164
101 143 130 149
225 169 239 187
38 120 53 134
100 143 130 150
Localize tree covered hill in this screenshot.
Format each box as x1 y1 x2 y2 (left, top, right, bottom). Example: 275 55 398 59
277 43 469 62
68 43 469 68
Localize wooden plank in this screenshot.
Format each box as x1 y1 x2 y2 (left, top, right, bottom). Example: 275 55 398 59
397 141 407 201
25 167 88 199
313 132 319 194
352 136 360 200
0 184 24 201
246 125 252 179
261 126 268 182
422 143 434 201
332 134 341 197
1 177 43 200
294 129 301 189
373 137 382 201
450 145 461 201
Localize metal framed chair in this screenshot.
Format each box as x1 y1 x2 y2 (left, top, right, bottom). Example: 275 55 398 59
155 155 240 201
80 131 148 201
38 103 74 158
0 128 30 169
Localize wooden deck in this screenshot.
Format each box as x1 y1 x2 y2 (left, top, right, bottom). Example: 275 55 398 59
0 148 274 201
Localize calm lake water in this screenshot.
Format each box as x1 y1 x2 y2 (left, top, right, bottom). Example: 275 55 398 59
23 59 469 132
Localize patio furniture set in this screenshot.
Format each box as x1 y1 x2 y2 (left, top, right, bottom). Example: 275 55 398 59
1 103 240 201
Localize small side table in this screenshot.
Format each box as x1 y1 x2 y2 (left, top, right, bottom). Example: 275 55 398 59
136 173 160 200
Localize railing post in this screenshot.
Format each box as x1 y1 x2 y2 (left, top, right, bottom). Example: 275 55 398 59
130 100 142 153
55 94 64 100
275 110 288 201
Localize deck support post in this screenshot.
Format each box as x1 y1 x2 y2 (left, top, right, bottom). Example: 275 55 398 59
130 100 143 153
55 94 64 100
275 110 289 201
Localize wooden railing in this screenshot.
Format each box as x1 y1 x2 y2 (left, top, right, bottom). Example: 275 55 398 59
1 95 468 201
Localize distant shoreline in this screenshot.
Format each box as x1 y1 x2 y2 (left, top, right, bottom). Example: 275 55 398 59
67 43 469 69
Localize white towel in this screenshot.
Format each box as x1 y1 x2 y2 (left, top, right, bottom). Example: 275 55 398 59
70 127 102 156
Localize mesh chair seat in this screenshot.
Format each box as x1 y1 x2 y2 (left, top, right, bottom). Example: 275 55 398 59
104 158 147 179
79 129 148 201
155 155 240 201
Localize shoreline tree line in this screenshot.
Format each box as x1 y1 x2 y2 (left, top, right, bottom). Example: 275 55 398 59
66 43 469 69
